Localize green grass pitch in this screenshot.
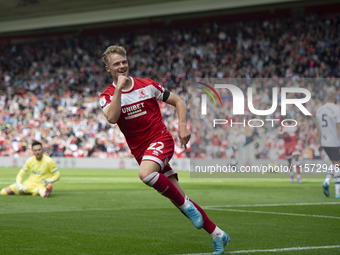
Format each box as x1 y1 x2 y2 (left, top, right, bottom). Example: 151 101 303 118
1 167 340 255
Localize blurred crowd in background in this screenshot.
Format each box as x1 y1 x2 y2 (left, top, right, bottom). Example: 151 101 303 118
0 11 339 159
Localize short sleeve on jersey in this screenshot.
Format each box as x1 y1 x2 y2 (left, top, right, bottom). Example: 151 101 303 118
99 94 111 110
149 80 166 101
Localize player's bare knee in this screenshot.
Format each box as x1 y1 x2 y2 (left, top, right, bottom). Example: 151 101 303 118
139 171 145 181
140 172 159 187
139 161 160 181
1 187 14 195
139 170 155 181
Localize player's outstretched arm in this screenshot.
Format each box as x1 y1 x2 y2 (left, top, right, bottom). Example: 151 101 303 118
165 92 190 148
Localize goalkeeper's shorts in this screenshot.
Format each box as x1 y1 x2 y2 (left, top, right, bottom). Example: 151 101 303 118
9 180 45 195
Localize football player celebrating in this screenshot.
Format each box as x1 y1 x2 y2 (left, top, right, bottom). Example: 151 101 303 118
316 88 340 198
278 117 302 183
99 45 230 254
1 141 60 198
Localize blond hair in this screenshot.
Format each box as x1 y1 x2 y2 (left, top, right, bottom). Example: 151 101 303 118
326 88 337 101
102 45 127 65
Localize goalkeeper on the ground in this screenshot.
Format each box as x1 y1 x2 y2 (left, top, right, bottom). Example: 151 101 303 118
1 141 60 198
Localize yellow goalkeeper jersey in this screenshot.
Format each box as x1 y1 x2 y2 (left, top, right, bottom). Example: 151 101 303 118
22 154 58 184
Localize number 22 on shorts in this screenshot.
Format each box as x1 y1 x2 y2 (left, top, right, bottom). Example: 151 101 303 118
147 142 164 153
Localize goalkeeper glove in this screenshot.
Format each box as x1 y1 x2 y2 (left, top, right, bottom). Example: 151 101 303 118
16 182 27 194
40 178 52 185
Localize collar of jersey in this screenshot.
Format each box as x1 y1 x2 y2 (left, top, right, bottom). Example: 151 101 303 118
112 76 134 93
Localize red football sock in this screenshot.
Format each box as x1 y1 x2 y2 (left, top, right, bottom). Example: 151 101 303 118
142 172 185 207
190 199 216 234
296 164 301 175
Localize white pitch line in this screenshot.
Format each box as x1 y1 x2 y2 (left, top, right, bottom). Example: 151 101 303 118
177 245 340 255
203 208 340 219
203 202 340 208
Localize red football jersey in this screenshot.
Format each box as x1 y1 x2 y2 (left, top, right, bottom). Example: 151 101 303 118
279 125 298 148
99 77 169 157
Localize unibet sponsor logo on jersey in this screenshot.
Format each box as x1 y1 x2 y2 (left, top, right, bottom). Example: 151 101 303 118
122 102 145 114
122 102 147 120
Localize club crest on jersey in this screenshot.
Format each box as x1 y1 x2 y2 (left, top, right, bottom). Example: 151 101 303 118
138 89 147 99
99 97 107 107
